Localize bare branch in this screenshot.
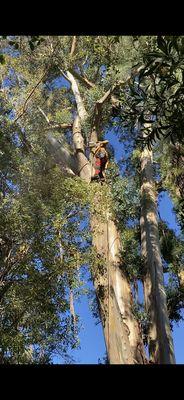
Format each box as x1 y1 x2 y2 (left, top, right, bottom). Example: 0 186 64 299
69 289 76 327
37 106 50 124
66 71 88 122
69 68 95 89
37 107 72 130
70 36 77 56
57 66 71 83
14 70 48 123
43 123 72 131
96 65 144 108
96 87 112 107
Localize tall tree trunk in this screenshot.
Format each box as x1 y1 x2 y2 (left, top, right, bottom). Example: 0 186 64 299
140 145 176 364
71 115 146 363
91 188 147 364
66 71 147 364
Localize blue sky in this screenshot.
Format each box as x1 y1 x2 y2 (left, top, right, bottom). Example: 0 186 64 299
53 130 184 365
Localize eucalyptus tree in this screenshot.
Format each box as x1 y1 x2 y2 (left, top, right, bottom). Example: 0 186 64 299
112 35 184 364
1 35 181 364
0 35 152 364
0 47 91 363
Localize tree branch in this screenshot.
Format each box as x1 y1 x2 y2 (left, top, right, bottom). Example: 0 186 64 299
70 36 77 56
72 115 91 182
57 66 71 83
37 106 50 124
43 123 72 131
69 68 95 89
66 71 88 122
96 64 144 108
37 107 72 130
14 70 48 123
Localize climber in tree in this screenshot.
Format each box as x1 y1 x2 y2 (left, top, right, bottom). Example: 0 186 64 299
91 140 109 182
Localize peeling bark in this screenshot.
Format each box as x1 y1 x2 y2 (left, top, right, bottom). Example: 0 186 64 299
140 145 176 364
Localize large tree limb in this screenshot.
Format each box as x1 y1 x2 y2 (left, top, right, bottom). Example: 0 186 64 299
72 115 91 182
66 71 88 122
70 36 77 57
57 66 71 83
89 64 144 142
69 36 95 88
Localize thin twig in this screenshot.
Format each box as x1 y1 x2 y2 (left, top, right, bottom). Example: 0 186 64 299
37 106 50 124
14 70 48 123
37 107 72 130
57 66 71 83
13 41 61 124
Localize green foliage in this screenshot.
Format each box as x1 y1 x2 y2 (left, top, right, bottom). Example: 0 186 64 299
132 302 150 345
121 36 184 148
106 161 140 226
120 227 144 281
0 90 90 363
0 34 184 363
166 278 184 329
158 142 184 230
0 54 5 64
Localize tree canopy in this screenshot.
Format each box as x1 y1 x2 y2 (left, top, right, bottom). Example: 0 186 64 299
0 35 183 364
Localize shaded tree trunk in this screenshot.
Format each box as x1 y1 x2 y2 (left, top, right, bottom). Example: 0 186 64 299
140 145 176 364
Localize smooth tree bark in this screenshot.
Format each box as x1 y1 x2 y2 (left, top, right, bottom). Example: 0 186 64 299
91 196 146 364
66 70 147 363
88 117 146 363
140 144 176 364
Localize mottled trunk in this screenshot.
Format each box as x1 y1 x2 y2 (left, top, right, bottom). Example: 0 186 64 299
91 187 146 364
140 146 175 364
